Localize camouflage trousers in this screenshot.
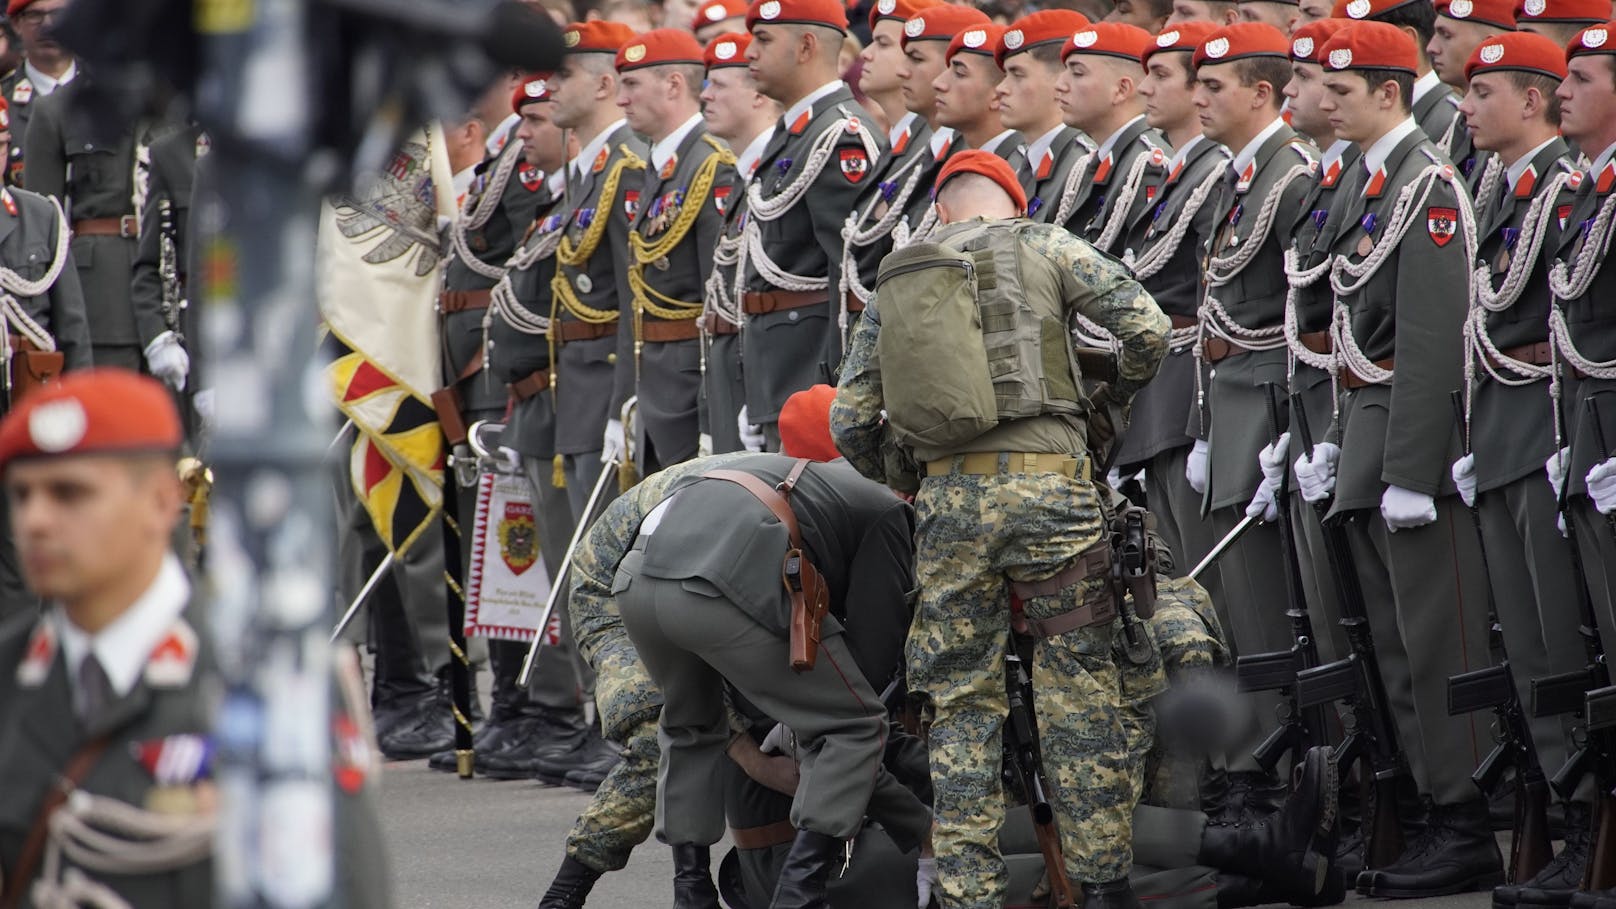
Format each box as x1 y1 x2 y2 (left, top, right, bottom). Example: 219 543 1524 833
1139 578 1229 810
911 471 1133 909
564 632 661 873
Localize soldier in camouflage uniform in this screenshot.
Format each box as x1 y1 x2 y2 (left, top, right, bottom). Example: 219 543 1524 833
833 151 1170 909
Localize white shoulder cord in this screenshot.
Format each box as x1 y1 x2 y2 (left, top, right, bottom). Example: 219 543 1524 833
32 791 214 909
484 224 567 337
449 144 523 282
1126 165 1222 280
1548 191 1616 301
1092 150 1153 254
840 158 928 305
0 196 71 357
1049 150 1097 229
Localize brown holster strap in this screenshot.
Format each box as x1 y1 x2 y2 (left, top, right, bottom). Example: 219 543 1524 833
845 293 866 314
641 318 701 343
1202 336 1258 363
702 312 740 336
1011 541 1112 601
1341 358 1395 390
703 460 811 548
1486 341 1554 370
1168 314 1197 330
730 820 798 850
0 736 114 909
510 370 551 401
72 216 138 238
1298 331 1332 355
925 451 1089 481
742 290 821 315
554 320 618 343
439 289 492 313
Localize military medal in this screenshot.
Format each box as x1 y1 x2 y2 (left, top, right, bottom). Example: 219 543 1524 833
1311 209 1327 230
146 785 203 814
1356 234 1374 256
777 157 794 175
654 256 670 271
576 273 594 293
576 207 595 229
879 180 899 203
1028 197 1043 217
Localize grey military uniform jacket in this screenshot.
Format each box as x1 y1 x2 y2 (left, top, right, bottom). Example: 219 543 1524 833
1469 139 1575 492
614 124 731 468
841 120 939 306
741 87 887 421
444 130 548 415
1025 126 1091 222
1193 124 1318 509
1320 128 1467 515
551 122 647 456
487 179 567 459
1546 155 1616 496
0 185 90 372
635 455 915 645
25 78 155 347
1414 79 1461 156
1114 135 1229 470
1057 117 1166 256
0 66 45 187
130 125 199 352
698 163 750 455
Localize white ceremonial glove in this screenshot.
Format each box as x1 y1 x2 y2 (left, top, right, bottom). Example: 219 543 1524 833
1293 442 1340 504
1380 484 1437 531
1106 467 1123 490
1259 432 1290 485
698 432 714 458
498 445 524 473
759 722 792 756
1185 439 1210 495
917 857 938 908
1546 446 1571 500
143 331 190 391
1245 477 1280 523
1587 457 1616 514
1451 454 1478 508
601 418 625 465
192 388 214 426
738 405 766 453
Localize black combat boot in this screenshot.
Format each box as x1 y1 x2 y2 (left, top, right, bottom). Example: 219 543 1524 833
671 843 720 909
1513 802 1594 908
1200 745 1341 906
1356 798 1505 898
769 829 842 909
1570 888 1616 909
1208 770 1288 827
536 856 602 909
1081 879 1142 909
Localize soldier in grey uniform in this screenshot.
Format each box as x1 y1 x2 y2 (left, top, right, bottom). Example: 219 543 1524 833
0 93 88 620
1052 22 1167 255
546 20 649 515
696 32 777 456
130 123 202 438
611 29 733 474
933 23 1027 174
1115 22 1229 601
1186 23 1320 822
1333 0 1463 153
0 0 74 188
1301 22 1500 896
738 0 887 447
0 370 390 909
24 75 163 372
1448 31 1594 906
995 10 1098 221
1424 0 1514 185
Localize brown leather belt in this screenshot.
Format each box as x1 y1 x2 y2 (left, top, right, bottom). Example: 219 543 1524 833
72 216 138 238
729 819 797 850
1168 314 1197 330
1341 358 1395 390
641 318 701 343
1298 331 1332 355
846 293 866 313
554 319 618 343
509 370 550 401
742 290 863 315
1485 341 1554 370
702 312 740 336
1202 337 1259 363
439 289 492 313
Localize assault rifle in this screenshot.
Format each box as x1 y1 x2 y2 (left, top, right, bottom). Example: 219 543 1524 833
1289 397 1411 870
1235 385 1330 775
1005 642 1075 909
1444 392 1552 883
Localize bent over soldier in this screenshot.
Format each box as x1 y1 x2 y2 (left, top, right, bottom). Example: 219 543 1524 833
832 150 1169 909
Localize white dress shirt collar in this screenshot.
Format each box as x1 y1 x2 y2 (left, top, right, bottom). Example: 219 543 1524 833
56 554 191 703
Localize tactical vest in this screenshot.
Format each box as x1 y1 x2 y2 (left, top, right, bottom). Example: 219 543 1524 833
873 219 1085 450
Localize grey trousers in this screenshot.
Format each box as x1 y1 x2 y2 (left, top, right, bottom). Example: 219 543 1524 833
1205 505 1294 774
1342 501 1491 805
563 452 612 523
618 556 926 845
520 457 595 703
1570 496 1616 656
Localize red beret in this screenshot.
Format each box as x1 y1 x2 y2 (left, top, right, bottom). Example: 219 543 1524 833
1193 21 1289 67
947 23 1009 62
746 0 849 34
1516 0 1606 24
1320 19 1419 72
1142 21 1220 65
1567 21 1616 59
618 28 706 70
705 32 754 67
5 0 32 16
1062 22 1153 62
868 0 943 31
779 385 841 462
511 74 552 113
1332 0 1427 19
1435 0 1516 30
563 21 640 54
996 10 1091 67
902 4 990 49
693 0 748 30
1289 18 1354 62
1465 30 1568 78
937 149 1029 213
0 369 182 470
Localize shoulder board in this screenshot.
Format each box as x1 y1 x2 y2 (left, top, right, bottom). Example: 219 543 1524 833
1552 158 1574 175
1443 95 1461 109
1418 146 1443 165
617 145 647 169
1139 134 1162 152
1287 142 1316 164
700 133 738 164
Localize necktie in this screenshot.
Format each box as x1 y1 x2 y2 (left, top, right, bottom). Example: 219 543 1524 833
78 652 112 728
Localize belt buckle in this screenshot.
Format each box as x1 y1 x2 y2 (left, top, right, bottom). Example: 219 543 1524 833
119 215 138 239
